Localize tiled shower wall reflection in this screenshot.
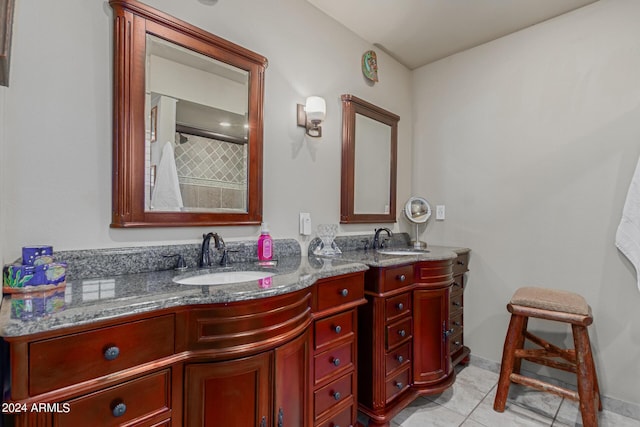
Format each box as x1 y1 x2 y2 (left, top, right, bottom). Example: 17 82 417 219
174 134 247 210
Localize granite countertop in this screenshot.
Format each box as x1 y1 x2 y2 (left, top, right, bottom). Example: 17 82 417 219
0 238 469 338
0 255 367 338
321 245 469 268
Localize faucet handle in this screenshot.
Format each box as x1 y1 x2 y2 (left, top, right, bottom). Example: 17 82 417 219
163 254 188 271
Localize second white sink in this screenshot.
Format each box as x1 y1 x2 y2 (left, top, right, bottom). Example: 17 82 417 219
174 271 275 286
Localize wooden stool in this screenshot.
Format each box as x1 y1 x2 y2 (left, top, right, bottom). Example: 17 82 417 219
493 287 602 427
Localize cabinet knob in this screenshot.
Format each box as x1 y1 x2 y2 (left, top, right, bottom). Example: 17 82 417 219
457 260 465 265
452 301 461 307
395 382 403 389
334 325 342 334
333 391 341 401
454 341 461 346
104 346 120 361
112 402 127 417
332 357 341 366
396 274 406 282
398 329 406 337
453 282 461 287
340 288 349 297
397 302 404 311
396 355 404 363
454 321 461 327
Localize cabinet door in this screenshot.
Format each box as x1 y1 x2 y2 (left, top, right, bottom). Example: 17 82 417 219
274 330 309 427
412 287 451 385
184 352 271 427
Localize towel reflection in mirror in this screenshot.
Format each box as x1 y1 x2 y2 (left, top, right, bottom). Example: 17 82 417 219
151 141 184 211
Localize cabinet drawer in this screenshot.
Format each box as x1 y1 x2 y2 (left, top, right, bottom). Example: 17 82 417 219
314 373 353 419
449 311 463 336
315 310 354 351
453 252 470 275
386 317 412 350
450 332 464 355
385 342 411 376
385 292 411 322
452 276 464 293
383 265 414 292
30 315 174 395
316 274 364 312
316 404 352 427
55 369 171 427
385 367 410 404
450 292 463 312
314 340 354 385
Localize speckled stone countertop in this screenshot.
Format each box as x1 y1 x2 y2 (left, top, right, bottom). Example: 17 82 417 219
309 233 469 267
0 236 469 338
0 250 367 338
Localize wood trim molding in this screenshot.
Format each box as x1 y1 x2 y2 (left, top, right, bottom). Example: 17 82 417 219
0 0 14 86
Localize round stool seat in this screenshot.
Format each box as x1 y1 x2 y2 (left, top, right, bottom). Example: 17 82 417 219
510 286 590 316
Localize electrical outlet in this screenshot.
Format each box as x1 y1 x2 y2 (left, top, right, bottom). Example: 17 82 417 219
436 205 445 220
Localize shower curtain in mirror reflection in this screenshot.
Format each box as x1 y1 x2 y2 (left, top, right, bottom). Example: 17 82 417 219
151 141 183 211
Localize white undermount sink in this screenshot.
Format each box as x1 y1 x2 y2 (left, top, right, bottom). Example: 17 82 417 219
173 271 275 286
377 249 430 256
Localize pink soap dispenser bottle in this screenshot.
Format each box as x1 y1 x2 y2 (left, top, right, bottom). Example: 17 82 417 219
257 222 273 261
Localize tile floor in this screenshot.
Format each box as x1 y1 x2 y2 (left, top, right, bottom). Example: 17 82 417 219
358 363 640 427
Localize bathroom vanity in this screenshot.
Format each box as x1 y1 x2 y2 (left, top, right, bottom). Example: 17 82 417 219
330 244 471 427
0 252 366 427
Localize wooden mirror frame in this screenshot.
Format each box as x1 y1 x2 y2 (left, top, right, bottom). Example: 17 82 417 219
340 94 399 224
110 0 267 227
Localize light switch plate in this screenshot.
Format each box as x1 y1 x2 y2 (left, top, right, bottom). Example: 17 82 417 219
436 205 445 220
300 212 311 235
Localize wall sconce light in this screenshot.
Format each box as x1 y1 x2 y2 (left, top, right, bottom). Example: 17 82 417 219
297 96 326 137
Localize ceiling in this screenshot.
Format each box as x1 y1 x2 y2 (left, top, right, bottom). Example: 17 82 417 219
307 0 598 70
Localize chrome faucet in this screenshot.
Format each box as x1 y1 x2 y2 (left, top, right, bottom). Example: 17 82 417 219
373 228 393 250
199 232 226 267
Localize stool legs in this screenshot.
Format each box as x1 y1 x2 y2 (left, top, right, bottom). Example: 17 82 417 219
494 313 526 412
573 324 601 427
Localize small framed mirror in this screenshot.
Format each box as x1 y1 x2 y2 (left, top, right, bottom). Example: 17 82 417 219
340 94 399 224
110 0 267 227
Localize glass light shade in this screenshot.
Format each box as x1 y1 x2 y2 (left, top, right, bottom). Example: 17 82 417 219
305 96 326 122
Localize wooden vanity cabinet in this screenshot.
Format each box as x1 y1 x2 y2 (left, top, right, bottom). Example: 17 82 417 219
184 329 309 427
450 249 470 366
358 259 457 427
2 272 366 427
310 272 366 427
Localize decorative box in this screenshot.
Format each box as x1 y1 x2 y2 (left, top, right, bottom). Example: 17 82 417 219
3 262 67 293
21 246 54 266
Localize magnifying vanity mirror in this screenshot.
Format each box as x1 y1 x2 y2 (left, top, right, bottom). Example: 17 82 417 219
110 0 267 227
340 94 399 224
404 196 432 248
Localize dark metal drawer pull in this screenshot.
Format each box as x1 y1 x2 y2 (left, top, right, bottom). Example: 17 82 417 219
333 391 341 401
334 325 342 334
452 301 461 307
112 402 126 417
340 288 349 297
104 346 120 361
396 355 404 363
397 302 404 310
332 357 341 366
395 382 403 389
396 274 406 282
398 329 406 337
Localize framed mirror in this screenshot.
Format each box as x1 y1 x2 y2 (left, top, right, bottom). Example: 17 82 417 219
110 0 267 227
340 94 399 224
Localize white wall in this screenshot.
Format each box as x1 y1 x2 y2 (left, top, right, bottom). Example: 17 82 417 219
0 0 413 261
412 0 640 405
